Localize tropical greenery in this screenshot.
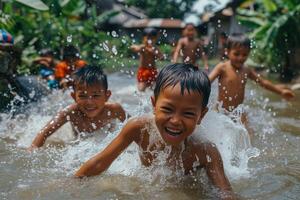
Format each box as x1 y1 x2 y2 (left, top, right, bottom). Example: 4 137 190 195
0 0 134 74
237 0 300 81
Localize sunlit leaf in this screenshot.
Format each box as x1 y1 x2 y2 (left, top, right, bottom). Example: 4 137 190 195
15 0 49 11
59 0 71 7
262 0 277 13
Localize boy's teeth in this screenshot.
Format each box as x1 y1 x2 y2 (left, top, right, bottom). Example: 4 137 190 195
166 127 181 134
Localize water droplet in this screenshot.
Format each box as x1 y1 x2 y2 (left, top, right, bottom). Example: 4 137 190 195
67 35 72 43
111 31 118 37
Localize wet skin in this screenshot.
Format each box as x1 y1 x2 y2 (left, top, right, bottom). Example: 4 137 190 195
131 36 164 91
29 83 126 149
172 25 209 69
209 47 295 112
75 84 234 199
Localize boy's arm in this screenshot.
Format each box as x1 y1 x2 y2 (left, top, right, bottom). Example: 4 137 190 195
75 118 141 177
201 144 235 200
130 45 143 53
28 109 68 150
172 39 183 63
249 69 295 100
208 63 223 83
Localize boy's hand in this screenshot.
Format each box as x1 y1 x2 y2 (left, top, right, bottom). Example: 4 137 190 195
281 89 295 100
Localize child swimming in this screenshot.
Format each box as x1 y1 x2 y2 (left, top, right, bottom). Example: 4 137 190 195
55 45 87 89
172 23 209 71
209 34 294 132
75 63 234 199
28 65 126 150
130 27 164 91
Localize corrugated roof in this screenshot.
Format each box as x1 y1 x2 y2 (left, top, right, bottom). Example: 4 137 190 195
123 18 185 28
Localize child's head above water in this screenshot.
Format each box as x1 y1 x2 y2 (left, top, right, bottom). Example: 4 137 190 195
72 65 108 91
154 63 210 108
62 45 80 61
183 23 197 39
227 33 251 51
226 34 251 68
71 65 111 118
143 27 158 45
152 63 211 145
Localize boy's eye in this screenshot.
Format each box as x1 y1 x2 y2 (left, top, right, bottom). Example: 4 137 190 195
183 112 196 118
93 94 102 98
78 94 88 99
160 106 172 113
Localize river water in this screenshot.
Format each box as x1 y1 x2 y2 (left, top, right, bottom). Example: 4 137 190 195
0 72 299 199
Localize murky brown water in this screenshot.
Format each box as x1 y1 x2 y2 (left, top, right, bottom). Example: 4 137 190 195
0 72 299 200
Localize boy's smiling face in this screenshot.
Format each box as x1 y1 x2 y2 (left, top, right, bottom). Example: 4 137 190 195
71 83 111 118
227 46 250 69
151 84 208 146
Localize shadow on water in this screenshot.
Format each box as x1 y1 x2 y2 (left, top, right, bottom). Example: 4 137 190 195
0 72 300 199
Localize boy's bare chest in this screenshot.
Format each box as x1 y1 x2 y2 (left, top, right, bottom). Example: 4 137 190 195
139 138 201 173
183 41 200 53
221 68 248 86
70 115 111 133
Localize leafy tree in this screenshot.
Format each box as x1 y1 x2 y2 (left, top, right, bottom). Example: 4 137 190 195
125 0 197 19
0 0 121 74
237 0 300 81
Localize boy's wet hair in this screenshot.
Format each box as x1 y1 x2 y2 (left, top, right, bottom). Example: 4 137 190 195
143 27 158 37
63 45 80 60
154 63 211 108
184 23 195 29
72 65 107 90
227 33 251 50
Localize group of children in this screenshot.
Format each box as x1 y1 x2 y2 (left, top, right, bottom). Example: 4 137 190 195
34 45 86 90
28 24 295 199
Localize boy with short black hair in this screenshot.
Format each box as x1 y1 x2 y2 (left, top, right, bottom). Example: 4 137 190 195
130 27 164 91
209 34 294 130
29 65 126 150
172 23 209 70
75 63 234 199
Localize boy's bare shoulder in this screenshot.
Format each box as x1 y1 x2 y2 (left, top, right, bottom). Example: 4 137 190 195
214 61 228 71
188 137 220 163
105 102 123 111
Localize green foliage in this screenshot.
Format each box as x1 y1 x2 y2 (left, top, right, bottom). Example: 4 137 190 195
0 0 134 74
237 0 300 79
15 0 49 10
125 0 196 19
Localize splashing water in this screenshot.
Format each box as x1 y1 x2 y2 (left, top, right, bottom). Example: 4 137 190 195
0 73 299 199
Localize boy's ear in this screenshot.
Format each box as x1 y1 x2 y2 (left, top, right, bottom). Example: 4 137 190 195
150 96 156 107
71 91 76 101
197 107 208 124
105 90 111 101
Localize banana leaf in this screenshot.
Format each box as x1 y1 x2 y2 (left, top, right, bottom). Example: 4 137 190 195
15 0 49 11
262 0 277 13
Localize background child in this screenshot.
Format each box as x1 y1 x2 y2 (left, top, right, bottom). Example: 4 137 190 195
130 27 164 92
55 45 87 89
209 34 294 131
29 65 126 150
172 23 209 71
75 63 234 199
34 49 58 89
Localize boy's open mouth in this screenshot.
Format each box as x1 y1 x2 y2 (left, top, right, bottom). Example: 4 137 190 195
85 107 97 112
165 127 182 136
